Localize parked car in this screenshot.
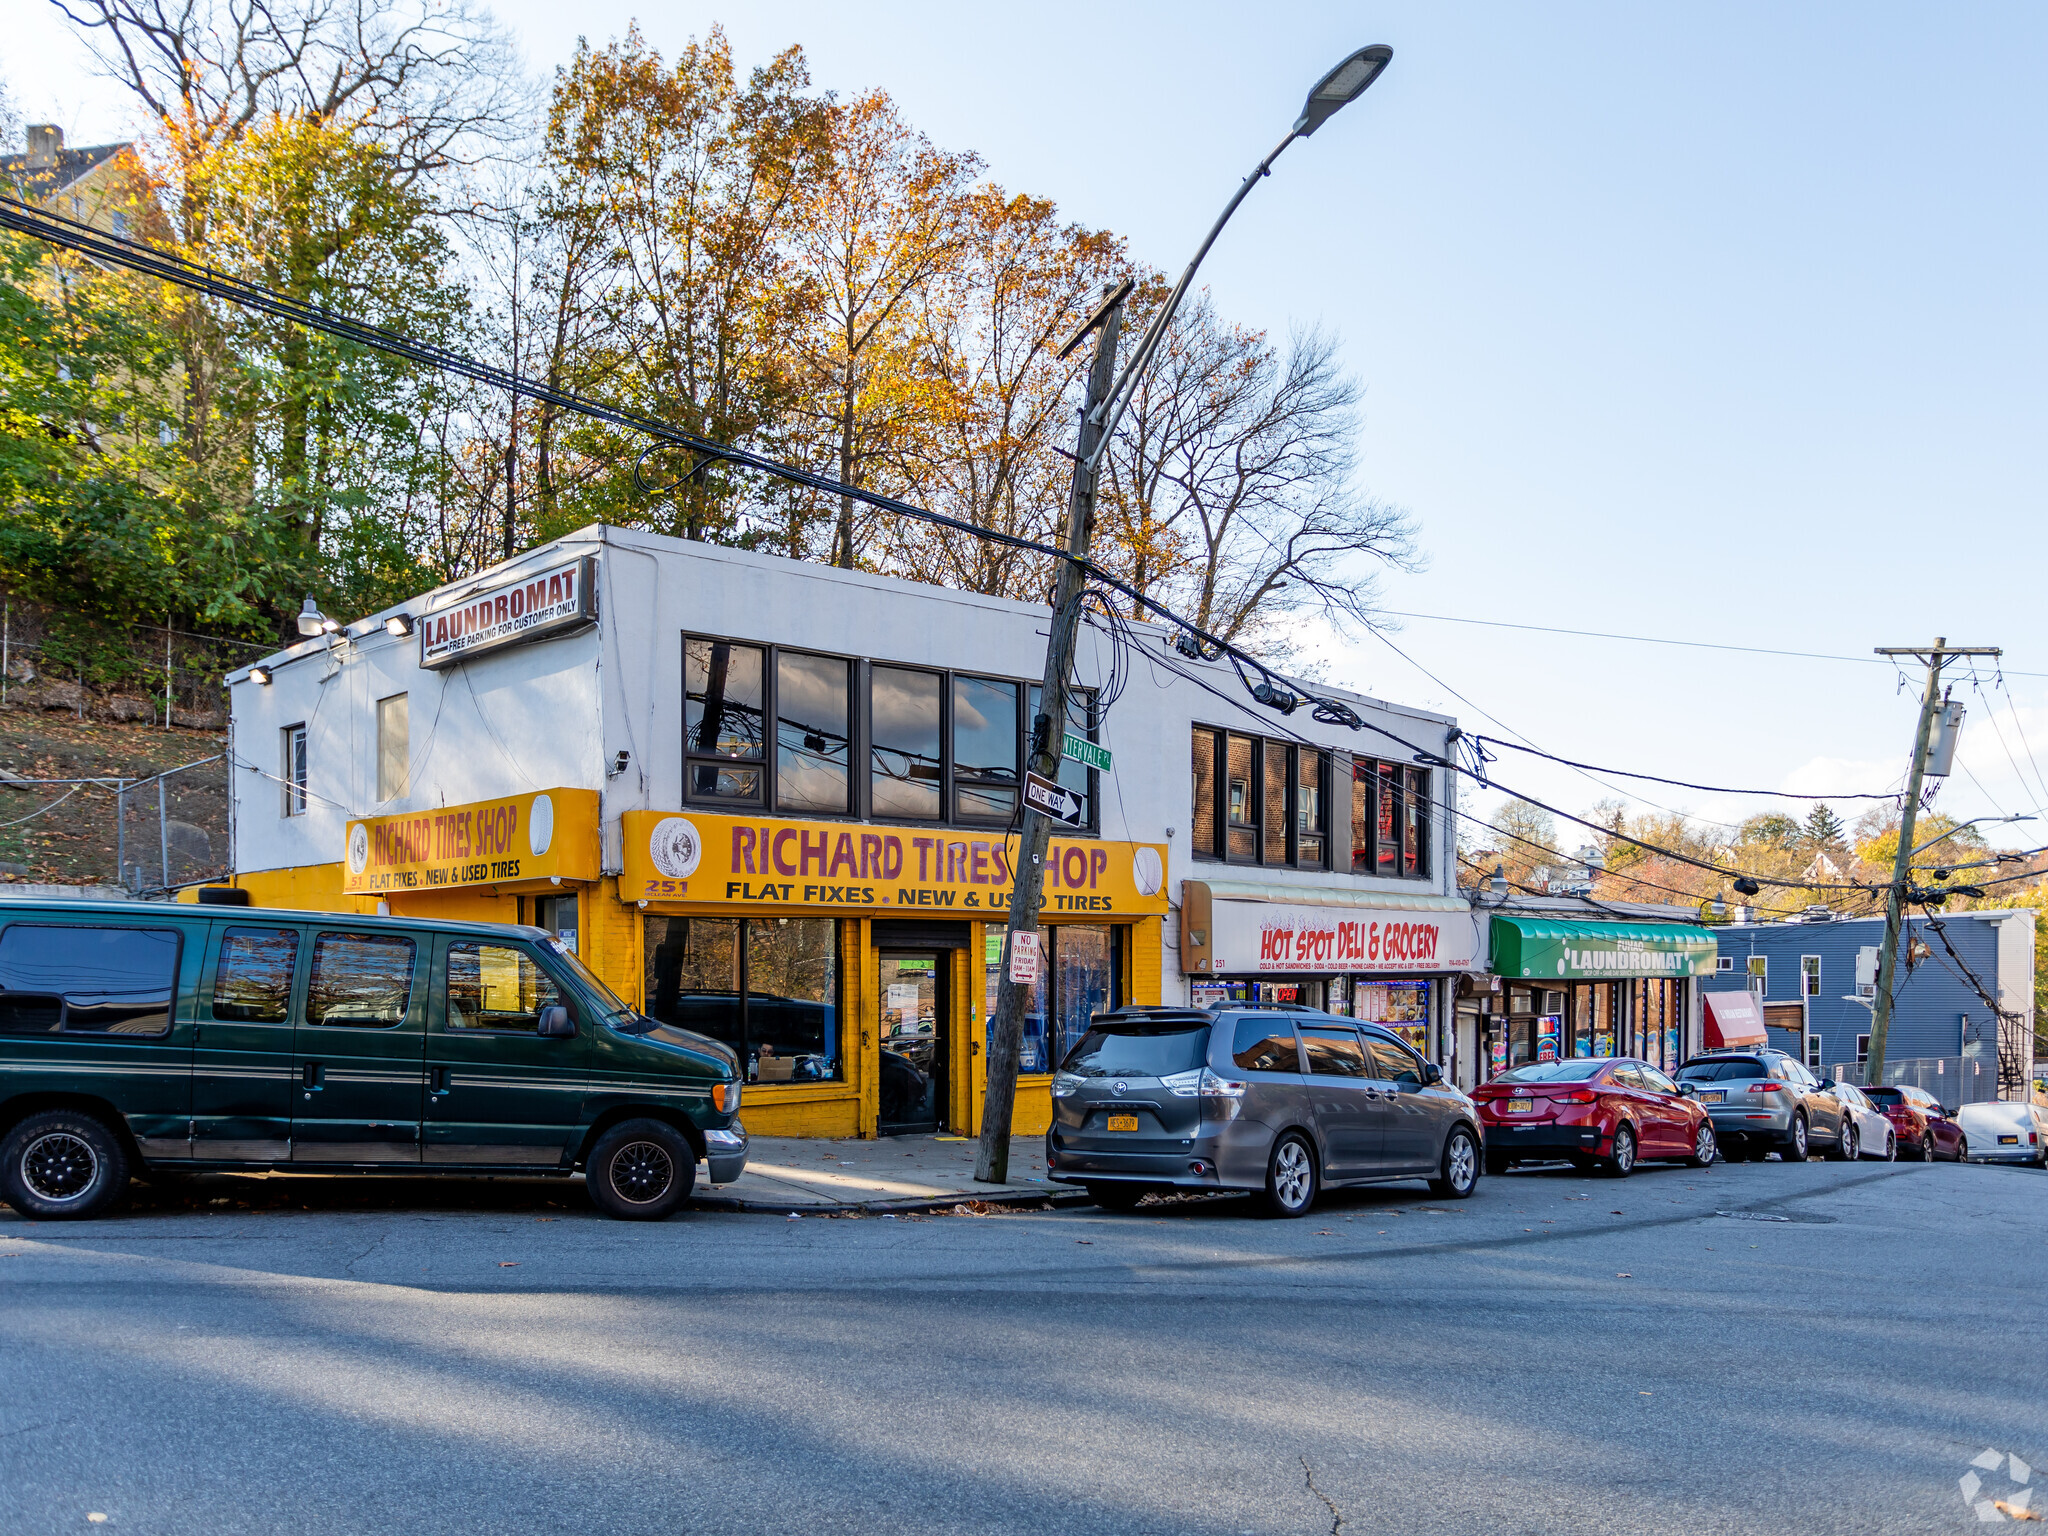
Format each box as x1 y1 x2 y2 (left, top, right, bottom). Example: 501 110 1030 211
1860 1083 1967 1161
1672 1049 1848 1162
1824 1080 1897 1160
1470 1057 1717 1177
0 898 747 1221
1956 1101 2048 1167
1044 1006 1483 1216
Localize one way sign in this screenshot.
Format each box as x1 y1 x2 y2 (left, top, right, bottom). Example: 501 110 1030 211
1023 770 1087 827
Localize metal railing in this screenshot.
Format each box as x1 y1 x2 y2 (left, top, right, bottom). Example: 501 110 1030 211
1829 1056 2003 1108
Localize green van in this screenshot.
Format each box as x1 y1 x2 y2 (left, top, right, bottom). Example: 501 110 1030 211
0 897 747 1220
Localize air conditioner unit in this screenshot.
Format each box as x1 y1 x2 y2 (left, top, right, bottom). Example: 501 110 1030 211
1856 983 1876 1000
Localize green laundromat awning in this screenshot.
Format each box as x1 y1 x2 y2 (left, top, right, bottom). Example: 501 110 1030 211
1489 917 1717 981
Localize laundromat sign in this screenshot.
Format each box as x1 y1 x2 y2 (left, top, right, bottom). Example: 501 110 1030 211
418 555 596 669
342 788 600 893
621 809 1169 916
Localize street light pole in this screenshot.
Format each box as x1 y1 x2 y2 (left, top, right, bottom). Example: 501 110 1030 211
974 45 1395 1186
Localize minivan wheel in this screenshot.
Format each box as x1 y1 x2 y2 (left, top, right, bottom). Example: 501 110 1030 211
1 1109 129 1221
586 1119 695 1220
1260 1134 1318 1218
1086 1182 1147 1212
1430 1127 1480 1199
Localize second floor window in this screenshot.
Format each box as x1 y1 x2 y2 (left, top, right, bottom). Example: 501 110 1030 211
282 724 307 817
686 638 768 801
1191 727 1329 870
1349 759 1431 880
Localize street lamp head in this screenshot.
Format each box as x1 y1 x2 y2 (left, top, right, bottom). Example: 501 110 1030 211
1294 44 1393 137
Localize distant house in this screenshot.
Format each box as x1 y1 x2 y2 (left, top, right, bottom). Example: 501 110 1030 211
1701 908 2035 1098
1 124 160 243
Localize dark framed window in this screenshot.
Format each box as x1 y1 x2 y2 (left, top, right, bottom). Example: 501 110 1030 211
0 924 179 1035
1190 727 1333 871
776 650 852 814
1348 757 1432 881
871 665 944 820
685 638 767 803
953 675 1019 822
445 942 564 1033
212 927 298 1022
305 933 415 1028
643 915 842 1083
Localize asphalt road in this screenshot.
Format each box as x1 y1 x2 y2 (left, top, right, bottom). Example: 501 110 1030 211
2 1155 2043 1535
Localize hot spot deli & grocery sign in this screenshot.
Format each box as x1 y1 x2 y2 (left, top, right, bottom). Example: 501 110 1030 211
1179 885 1480 976
1489 918 1718 980
343 788 600 894
621 809 1169 916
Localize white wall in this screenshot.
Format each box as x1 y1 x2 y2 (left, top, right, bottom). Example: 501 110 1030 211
230 525 1462 926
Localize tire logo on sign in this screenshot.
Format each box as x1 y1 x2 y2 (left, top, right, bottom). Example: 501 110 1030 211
649 816 702 879
528 793 554 858
347 823 369 875
1132 846 1163 896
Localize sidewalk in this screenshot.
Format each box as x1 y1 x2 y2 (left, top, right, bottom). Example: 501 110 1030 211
690 1133 1085 1214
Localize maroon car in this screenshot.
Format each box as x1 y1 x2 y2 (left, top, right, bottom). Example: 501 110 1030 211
1472 1057 1717 1177
1861 1084 1966 1161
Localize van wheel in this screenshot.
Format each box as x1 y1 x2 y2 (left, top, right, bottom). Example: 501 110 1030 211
1260 1133 1319 1218
2 1109 129 1221
586 1119 695 1220
1431 1126 1480 1199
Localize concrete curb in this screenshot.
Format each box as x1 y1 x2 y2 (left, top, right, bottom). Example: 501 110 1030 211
687 1187 1095 1216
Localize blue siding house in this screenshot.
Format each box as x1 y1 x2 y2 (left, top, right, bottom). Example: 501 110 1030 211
1699 909 2035 1093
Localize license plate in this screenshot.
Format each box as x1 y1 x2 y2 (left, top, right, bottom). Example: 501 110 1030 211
1506 1098 1533 1114
1105 1113 1139 1133
1701 1091 1725 1103
1999 1134 2019 1145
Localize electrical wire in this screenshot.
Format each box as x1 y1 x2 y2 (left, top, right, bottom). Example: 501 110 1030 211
1469 736 1898 801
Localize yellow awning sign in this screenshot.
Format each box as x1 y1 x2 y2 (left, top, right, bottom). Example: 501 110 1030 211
343 788 599 894
622 809 1168 916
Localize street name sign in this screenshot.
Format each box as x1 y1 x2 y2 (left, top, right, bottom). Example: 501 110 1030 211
1062 732 1111 773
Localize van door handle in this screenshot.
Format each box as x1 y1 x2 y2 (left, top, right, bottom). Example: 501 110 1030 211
429 1066 451 1098
301 1061 324 1096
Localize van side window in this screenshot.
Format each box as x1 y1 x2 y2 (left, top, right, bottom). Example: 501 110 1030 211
446 943 563 1033
212 928 299 1022
1364 1033 1425 1087
1231 1019 1299 1073
0 924 178 1035
1300 1025 1370 1077
306 933 415 1027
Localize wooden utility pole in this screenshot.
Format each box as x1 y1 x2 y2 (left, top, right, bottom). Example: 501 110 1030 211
974 285 1128 1186
1867 639 2000 1081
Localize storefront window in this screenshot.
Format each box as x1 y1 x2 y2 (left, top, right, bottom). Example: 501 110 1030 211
871 665 943 819
776 650 851 814
1356 979 1431 1055
986 925 1120 1074
954 676 1019 821
643 916 840 1083
685 640 765 801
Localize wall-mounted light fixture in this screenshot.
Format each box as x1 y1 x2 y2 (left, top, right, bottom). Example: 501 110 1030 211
384 613 414 638
248 665 271 685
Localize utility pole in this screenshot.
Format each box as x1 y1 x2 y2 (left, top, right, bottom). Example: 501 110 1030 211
973 43 1396 1185
1867 638 2000 1082
974 284 1127 1186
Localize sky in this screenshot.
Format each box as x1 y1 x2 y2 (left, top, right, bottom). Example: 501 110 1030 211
10 1 2048 861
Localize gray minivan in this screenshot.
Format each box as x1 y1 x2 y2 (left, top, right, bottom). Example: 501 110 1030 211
1044 1006 1483 1215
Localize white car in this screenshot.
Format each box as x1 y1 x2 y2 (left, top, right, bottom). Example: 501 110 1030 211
1832 1081 1899 1160
1956 1101 2048 1167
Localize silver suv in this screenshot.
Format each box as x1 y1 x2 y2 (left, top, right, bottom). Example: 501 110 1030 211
1044 1007 1484 1216
1672 1049 1848 1162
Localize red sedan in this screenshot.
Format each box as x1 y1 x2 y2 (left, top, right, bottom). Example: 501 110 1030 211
1472 1057 1718 1177
1860 1084 1967 1161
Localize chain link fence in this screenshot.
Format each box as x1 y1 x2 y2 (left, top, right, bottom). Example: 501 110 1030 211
1829 1056 2003 1108
115 754 230 895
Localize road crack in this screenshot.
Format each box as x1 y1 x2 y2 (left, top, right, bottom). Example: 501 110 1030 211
1302 1455 1343 1536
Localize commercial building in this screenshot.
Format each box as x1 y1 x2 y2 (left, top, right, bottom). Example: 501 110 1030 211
1701 908 2037 1098
225 523 1468 1137
1456 895 1719 1086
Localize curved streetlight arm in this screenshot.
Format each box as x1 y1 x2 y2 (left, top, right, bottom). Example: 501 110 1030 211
1909 813 2035 860
1082 128 1300 471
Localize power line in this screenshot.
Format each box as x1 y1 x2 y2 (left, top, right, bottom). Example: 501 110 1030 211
1372 610 2048 679
1470 736 1900 801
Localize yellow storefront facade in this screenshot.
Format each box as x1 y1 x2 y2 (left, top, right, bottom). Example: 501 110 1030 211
229 791 1166 1139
